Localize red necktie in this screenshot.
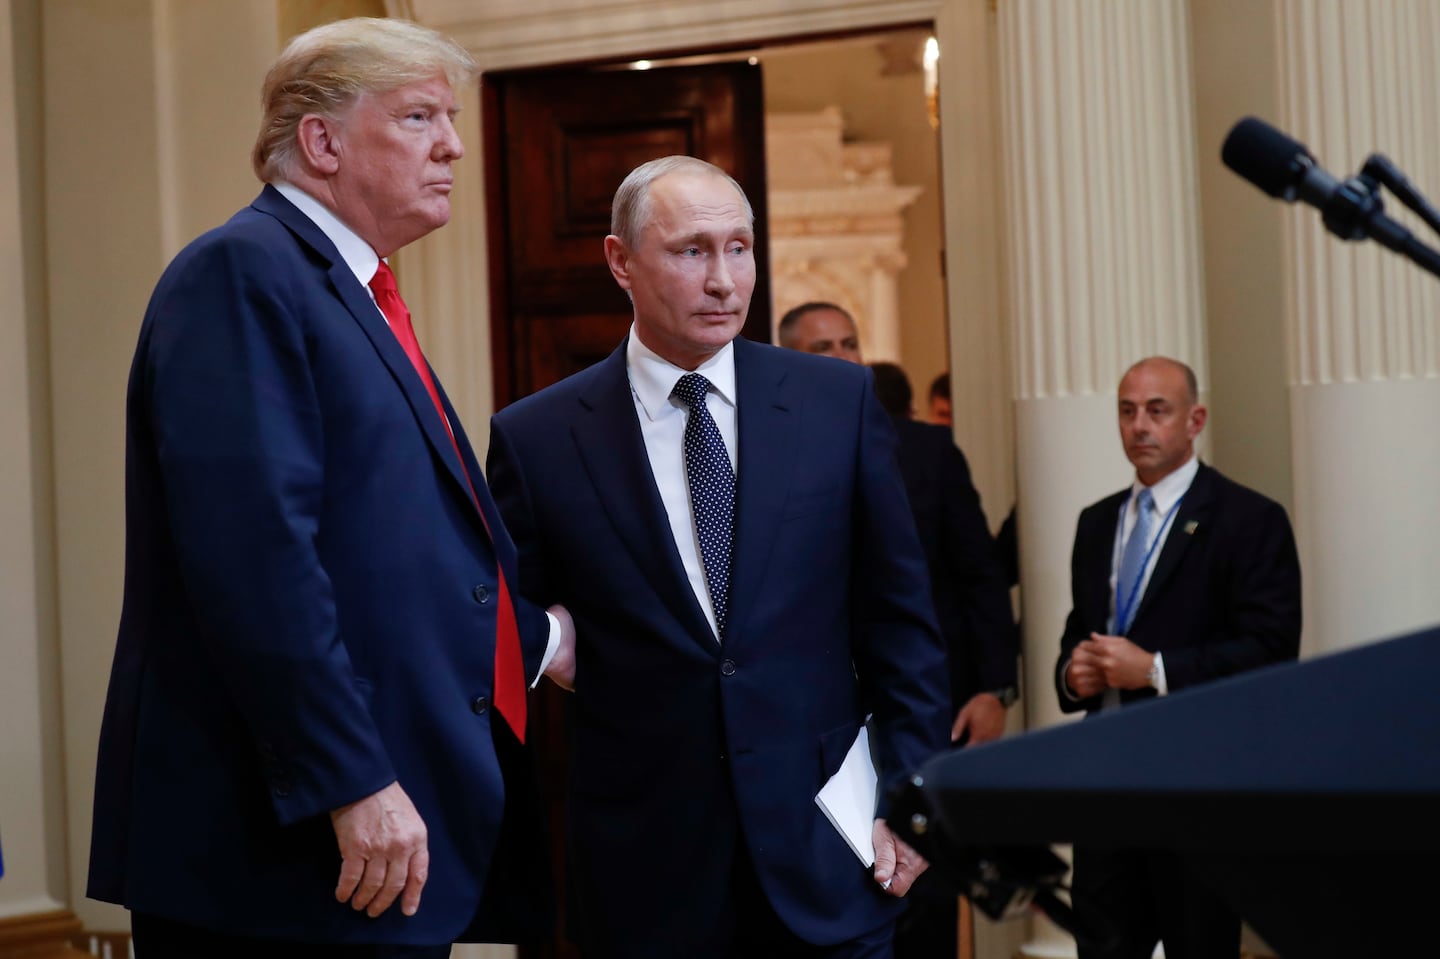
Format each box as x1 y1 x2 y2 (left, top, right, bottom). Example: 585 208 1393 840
369 261 528 743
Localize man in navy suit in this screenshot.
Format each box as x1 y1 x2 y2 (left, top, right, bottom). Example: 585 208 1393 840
780 307 1018 959
88 18 572 959
778 306 1019 746
486 156 950 958
1055 356 1302 959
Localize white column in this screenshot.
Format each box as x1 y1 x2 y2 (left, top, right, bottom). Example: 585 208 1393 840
998 1 1207 954
1277 0 1440 657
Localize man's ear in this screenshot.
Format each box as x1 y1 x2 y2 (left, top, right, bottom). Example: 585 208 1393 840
603 235 632 290
1188 403 1209 439
295 114 342 176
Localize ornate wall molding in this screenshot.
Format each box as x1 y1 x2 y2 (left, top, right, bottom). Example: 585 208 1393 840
766 107 922 360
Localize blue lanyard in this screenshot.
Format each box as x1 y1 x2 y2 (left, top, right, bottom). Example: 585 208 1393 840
1113 491 1185 634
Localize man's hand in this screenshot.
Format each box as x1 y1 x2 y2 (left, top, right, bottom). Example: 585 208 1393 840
951 691 1005 746
1082 632 1154 690
872 818 928 897
330 781 428 918
1065 640 1109 698
544 604 576 691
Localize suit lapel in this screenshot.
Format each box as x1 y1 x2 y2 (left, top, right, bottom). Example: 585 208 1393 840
253 187 479 528
724 339 794 646
1133 463 1214 628
571 345 717 646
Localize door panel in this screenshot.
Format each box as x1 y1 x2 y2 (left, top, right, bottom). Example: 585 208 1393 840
489 60 771 405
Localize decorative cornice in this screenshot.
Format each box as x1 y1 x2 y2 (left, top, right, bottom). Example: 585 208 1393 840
402 0 942 71
769 185 923 221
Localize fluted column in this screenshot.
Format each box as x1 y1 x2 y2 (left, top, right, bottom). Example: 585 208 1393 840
999 1 1207 954
1277 0 1440 657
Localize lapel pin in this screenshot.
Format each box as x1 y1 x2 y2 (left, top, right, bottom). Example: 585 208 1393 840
1183 520 1199 535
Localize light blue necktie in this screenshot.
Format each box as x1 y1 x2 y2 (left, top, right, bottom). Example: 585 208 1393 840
1115 488 1156 634
673 373 735 638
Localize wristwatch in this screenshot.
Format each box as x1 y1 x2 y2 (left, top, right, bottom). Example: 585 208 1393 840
990 684 1019 708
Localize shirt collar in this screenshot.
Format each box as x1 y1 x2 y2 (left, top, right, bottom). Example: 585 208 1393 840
1133 454 1200 515
273 181 380 288
625 325 737 423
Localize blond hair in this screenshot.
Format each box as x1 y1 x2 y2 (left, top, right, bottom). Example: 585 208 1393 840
252 17 478 182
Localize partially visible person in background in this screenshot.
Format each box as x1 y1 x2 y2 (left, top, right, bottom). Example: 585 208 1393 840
926 372 951 426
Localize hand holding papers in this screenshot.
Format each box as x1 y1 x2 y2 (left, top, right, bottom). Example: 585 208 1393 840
814 723 879 867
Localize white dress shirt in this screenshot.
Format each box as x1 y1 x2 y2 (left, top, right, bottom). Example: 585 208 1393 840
1099 454 1201 707
625 326 738 641
272 180 560 681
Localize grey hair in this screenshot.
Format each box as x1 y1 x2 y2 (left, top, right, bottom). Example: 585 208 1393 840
610 155 754 249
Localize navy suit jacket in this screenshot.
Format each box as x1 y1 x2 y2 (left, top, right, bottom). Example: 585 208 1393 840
88 186 552 945
891 418 1018 710
487 339 950 951
1054 462 1302 713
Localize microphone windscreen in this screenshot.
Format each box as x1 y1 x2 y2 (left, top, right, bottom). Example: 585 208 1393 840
1222 116 1310 199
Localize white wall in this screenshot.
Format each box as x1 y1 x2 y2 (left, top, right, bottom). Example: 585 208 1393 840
38 0 277 928
1 0 67 917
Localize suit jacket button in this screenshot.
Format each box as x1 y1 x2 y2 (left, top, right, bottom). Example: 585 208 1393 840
472 584 490 604
720 659 736 677
472 696 489 714
273 780 292 797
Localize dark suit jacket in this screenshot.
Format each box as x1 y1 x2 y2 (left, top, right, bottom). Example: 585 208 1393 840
891 417 1018 710
88 186 552 945
1054 462 1302 713
487 339 950 952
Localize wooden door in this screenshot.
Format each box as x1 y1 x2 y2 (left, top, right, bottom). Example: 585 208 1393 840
486 60 771 404
483 59 769 959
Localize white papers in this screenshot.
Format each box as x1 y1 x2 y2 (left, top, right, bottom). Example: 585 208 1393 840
814 723 879 867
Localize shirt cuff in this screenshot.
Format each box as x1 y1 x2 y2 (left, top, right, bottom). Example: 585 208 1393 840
532 611 562 688
1060 658 1084 702
1152 651 1169 696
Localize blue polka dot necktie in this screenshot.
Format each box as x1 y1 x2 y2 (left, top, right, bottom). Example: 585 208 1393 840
672 373 736 639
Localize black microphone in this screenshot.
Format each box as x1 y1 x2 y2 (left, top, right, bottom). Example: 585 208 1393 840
1221 116 1340 208
1221 116 1440 278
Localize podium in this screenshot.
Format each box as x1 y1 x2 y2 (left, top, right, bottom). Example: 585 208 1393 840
890 625 1440 957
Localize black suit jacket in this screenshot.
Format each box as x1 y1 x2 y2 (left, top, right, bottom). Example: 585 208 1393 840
487 339 950 952
891 417 1017 709
1054 462 1302 713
